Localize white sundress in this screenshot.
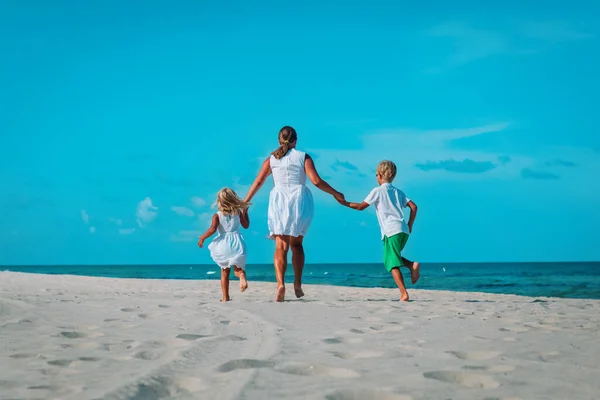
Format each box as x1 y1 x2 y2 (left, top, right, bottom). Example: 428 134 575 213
268 148 315 239
208 212 247 270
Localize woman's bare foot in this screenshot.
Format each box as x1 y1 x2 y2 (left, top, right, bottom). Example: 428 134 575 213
276 285 285 302
240 273 248 292
220 296 231 302
400 292 409 302
410 262 420 284
294 286 304 298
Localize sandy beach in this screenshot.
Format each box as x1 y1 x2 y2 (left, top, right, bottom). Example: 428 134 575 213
1 271 599 400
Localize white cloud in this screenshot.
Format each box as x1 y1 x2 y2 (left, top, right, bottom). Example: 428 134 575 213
197 212 214 226
191 196 206 208
171 206 195 217
170 230 203 242
136 197 158 227
423 20 593 73
119 228 136 235
109 217 123 226
89 226 96 233
81 210 90 224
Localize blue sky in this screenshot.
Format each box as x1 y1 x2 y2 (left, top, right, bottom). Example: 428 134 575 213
1 0 599 265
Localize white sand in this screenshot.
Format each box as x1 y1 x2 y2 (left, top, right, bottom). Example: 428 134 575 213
1 271 599 400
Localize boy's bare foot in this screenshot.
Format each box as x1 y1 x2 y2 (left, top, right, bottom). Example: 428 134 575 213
410 262 420 284
294 286 305 298
400 292 409 302
220 296 231 302
240 273 248 292
276 285 285 302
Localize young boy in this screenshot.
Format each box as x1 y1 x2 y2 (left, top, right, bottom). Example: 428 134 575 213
339 160 419 301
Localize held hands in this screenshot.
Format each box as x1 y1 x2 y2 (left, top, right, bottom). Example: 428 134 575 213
333 191 346 204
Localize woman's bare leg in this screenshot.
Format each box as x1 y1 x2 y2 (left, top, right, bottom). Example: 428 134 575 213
290 236 305 298
274 235 290 302
220 267 231 302
233 266 248 292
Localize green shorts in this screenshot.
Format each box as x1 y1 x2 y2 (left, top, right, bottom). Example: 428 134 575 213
383 233 409 272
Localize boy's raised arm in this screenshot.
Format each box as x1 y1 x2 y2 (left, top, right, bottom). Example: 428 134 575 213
407 200 418 232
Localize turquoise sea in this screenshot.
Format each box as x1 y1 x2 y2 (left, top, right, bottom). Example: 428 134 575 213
3 262 600 299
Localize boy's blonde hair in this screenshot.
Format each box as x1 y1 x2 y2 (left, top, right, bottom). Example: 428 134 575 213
376 160 397 182
215 188 251 215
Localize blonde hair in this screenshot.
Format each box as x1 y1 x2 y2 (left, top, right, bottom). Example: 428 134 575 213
271 126 298 160
376 160 397 182
215 188 251 215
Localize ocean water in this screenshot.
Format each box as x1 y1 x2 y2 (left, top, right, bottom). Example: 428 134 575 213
3 262 600 299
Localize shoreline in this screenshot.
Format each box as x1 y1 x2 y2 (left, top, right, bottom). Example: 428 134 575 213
2 271 599 399
1 270 599 301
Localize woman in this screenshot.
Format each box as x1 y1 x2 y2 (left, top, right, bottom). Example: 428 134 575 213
244 126 345 302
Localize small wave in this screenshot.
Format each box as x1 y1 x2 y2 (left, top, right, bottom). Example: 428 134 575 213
206 271 216 275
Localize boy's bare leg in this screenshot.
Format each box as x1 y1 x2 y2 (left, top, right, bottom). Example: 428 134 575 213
220 268 231 302
274 235 290 302
402 257 420 284
233 266 248 292
290 236 305 298
391 267 409 301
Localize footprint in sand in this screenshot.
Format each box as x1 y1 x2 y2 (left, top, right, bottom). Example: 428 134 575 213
218 359 274 372
47 359 72 367
323 337 363 345
120 307 138 312
326 389 412 400
158 304 170 308
176 334 211 341
58 331 88 339
447 350 502 361
499 326 529 333
79 357 101 362
463 365 516 373
10 353 37 359
274 362 360 378
331 350 385 360
423 371 500 389
134 351 162 360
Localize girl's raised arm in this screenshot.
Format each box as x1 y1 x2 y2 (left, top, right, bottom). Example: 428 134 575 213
244 158 271 203
304 154 345 202
198 213 219 248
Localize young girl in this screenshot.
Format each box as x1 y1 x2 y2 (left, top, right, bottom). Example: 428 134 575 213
198 188 250 302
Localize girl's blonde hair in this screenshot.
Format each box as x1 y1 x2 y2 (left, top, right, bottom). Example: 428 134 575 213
271 126 298 160
215 188 251 215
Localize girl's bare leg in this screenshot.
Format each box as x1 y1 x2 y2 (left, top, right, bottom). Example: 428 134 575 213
274 235 290 302
233 266 248 292
290 236 305 298
402 257 420 284
221 267 231 302
391 267 409 301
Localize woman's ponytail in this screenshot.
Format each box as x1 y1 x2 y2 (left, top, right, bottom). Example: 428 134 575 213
270 126 297 160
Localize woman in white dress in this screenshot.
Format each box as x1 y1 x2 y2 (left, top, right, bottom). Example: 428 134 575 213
244 126 345 302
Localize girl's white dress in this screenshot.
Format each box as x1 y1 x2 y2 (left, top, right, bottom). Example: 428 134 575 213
268 148 315 239
208 212 247 270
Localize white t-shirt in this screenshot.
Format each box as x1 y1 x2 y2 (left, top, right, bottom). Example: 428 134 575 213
363 182 411 240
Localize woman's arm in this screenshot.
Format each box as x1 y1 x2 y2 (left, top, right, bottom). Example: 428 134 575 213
198 214 219 247
239 208 250 229
304 154 345 201
244 158 271 203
